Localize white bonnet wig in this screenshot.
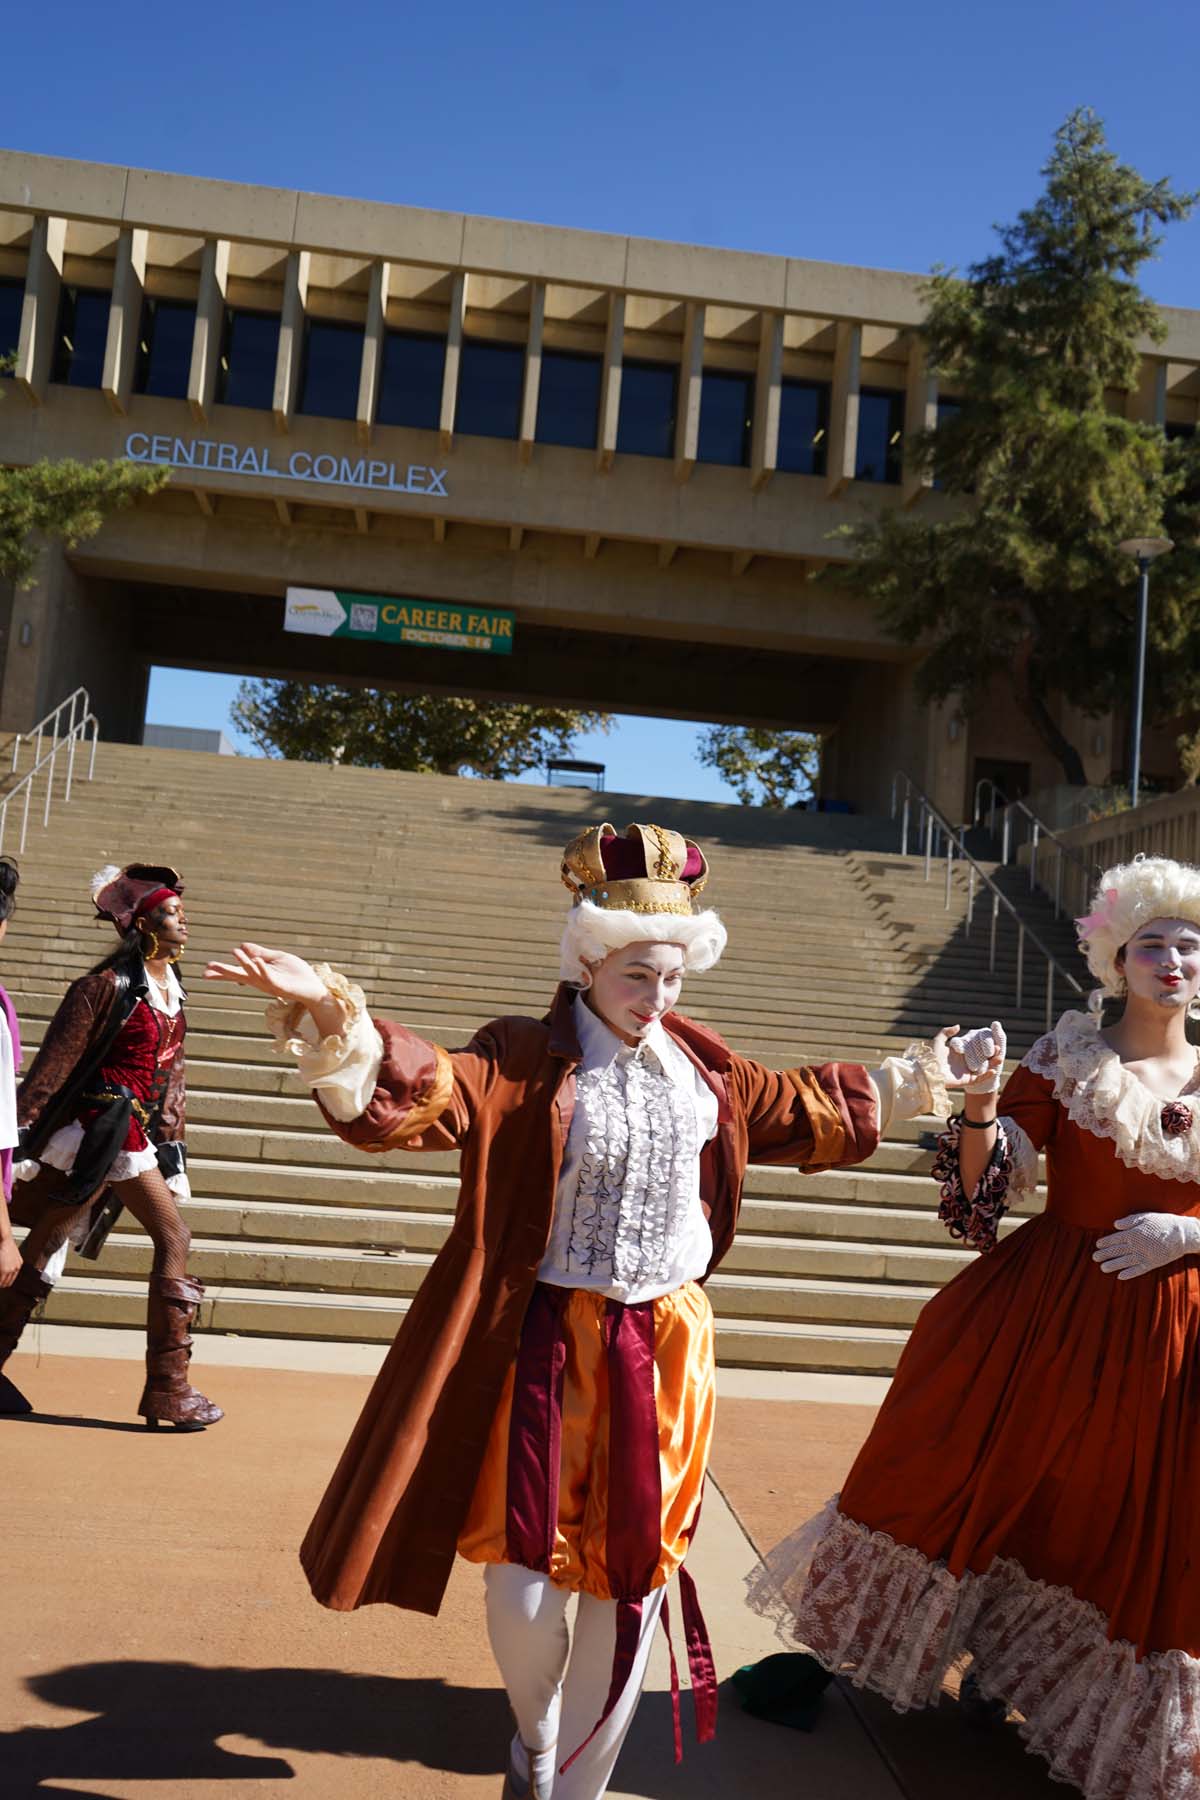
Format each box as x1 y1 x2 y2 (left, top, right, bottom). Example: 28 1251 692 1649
557 819 728 986
1076 855 1200 997
560 898 727 986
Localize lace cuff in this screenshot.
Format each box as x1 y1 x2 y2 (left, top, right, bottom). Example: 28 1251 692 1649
870 1040 951 1131
931 1116 1013 1253
1003 1114 1040 1201
265 963 384 1123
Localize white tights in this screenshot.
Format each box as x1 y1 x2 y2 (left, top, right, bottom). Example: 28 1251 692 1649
484 1562 665 1800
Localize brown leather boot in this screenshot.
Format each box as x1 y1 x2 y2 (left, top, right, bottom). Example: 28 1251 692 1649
0 1262 53 1415
139 1273 223 1431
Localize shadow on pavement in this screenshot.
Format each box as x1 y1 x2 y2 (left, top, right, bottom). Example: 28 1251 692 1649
7 1413 150 1434
4 1659 512 1793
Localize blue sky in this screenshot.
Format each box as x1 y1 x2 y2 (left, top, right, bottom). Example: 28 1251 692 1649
13 0 1200 801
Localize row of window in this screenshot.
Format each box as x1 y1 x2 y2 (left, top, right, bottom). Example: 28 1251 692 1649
16 277 1186 476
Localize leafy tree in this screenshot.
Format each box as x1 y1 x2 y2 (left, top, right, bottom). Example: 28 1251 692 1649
231 679 611 780
828 110 1200 785
697 724 820 808
0 357 167 583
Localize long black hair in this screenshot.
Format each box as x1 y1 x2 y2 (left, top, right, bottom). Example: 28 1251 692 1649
0 856 18 924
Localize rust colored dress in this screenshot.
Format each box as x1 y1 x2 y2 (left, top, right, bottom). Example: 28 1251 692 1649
749 1010 1200 1800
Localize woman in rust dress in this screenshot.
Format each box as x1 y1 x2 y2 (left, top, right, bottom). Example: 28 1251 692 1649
751 854 1200 1800
0 862 221 1429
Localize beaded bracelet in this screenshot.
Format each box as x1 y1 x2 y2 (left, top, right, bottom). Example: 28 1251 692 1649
955 1112 998 1130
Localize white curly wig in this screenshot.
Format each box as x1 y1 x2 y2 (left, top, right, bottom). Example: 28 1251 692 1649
560 899 727 987
1076 855 1200 999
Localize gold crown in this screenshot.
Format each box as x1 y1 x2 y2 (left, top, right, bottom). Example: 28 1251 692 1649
560 821 709 916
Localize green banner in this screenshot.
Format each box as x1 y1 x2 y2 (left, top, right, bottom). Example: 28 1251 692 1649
284 587 515 655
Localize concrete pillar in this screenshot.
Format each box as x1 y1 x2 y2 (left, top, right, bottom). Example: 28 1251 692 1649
13 215 65 404
272 249 310 431
101 227 148 416
596 292 625 472
188 237 230 423
750 311 783 491
356 258 390 446
439 271 468 453
674 302 705 482
924 693 970 823
901 337 938 506
826 321 862 497
0 542 142 738
518 281 545 464
1128 357 1167 426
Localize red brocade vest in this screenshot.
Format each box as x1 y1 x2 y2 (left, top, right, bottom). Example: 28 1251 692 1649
80 1000 186 1153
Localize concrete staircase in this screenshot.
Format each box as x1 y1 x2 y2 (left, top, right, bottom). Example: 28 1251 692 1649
9 745 1048 1374
847 851 1090 1058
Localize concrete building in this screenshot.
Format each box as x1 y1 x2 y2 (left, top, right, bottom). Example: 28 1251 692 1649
1 149 1197 816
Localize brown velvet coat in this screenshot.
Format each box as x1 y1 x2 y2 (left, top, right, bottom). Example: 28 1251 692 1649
300 984 879 1617
16 967 187 1226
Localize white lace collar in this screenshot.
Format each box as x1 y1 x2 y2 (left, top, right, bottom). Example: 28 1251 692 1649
1024 1009 1200 1185
573 992 686 1084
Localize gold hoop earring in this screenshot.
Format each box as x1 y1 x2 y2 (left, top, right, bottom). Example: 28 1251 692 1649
141 928 160 960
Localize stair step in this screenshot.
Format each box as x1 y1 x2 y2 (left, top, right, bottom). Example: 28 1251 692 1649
37 1276 912 1371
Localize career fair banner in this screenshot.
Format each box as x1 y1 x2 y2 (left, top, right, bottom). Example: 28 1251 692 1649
284 588 515 656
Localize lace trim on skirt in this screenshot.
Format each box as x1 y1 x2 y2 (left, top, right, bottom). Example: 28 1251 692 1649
746 1501 1200 1800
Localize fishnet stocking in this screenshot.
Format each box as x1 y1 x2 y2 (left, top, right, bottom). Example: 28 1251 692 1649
14 1165 192 1279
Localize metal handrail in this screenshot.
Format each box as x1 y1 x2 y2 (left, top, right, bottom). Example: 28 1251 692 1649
11 686 91 776
891 771 1084 1031
1 696 99 854
973 777 1091 919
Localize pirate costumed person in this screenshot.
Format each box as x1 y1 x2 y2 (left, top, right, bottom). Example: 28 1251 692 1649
206 820 963 1799
0 863 222 1430
748 854 1200 1800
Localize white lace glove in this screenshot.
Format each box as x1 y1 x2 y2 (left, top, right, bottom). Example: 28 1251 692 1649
946 1022 1007 1094
1093 1212 1200 1280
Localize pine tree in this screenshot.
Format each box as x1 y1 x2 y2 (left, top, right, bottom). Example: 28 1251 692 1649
0 357 168 583
833 109 1200 785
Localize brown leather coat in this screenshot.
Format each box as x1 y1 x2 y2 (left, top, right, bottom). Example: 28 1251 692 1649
300 984 878 1617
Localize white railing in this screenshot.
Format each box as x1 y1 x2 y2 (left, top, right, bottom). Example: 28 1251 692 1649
892 771 1084 1031
2 687 99 853
973 778 1093 920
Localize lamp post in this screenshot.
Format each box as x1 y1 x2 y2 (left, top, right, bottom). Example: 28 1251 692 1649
1117 536 1174 810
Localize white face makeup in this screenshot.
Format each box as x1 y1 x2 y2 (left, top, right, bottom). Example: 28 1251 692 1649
585 941 686 1046
1120 916 1200 1011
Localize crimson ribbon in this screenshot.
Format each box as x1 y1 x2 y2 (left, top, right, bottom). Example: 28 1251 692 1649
504 1284 717 1774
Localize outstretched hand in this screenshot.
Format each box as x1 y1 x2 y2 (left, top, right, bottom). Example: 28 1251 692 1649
203 942 328 1008
931 1022 1008 1093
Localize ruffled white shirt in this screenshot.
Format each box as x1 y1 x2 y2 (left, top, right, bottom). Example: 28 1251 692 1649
537 994 719 1305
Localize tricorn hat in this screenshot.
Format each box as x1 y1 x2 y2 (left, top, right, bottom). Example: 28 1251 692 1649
560 822 708 918
92 863 184 935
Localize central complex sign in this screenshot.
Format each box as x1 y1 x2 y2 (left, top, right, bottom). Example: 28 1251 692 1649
284 587 515 655
125 433 448 497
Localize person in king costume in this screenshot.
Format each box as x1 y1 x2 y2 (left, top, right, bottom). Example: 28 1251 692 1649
205 819 963 1800
748 853 1200 1800
0 862 222 1429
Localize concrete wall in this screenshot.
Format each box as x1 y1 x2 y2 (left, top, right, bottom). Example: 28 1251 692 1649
0 543 145 739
